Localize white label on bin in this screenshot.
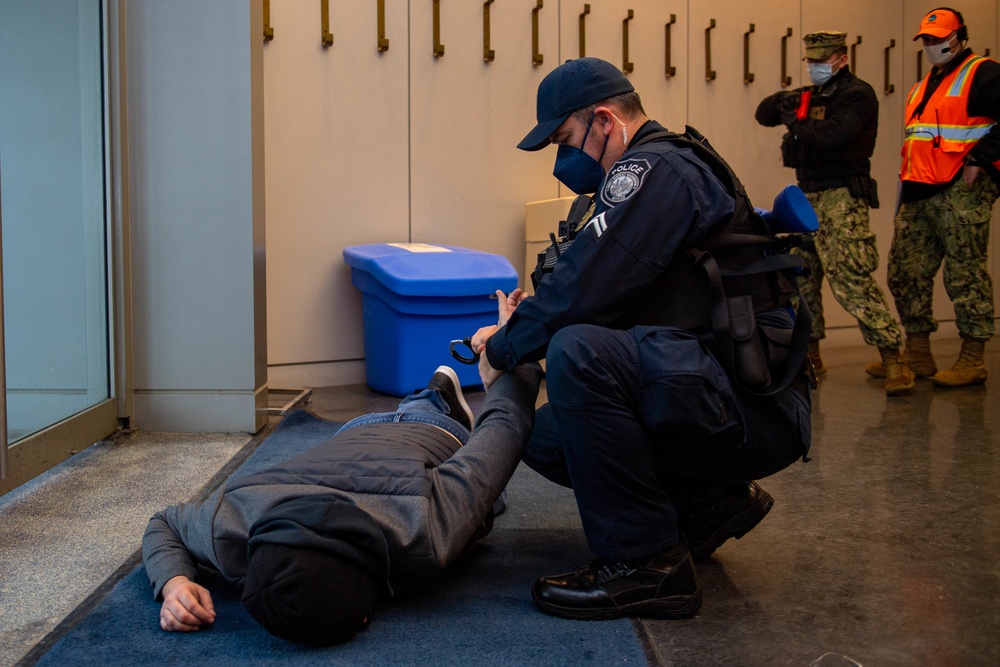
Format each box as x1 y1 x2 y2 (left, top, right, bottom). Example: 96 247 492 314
387 243 452 253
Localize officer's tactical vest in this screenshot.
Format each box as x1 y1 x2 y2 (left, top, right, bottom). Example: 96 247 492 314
535 126 812 395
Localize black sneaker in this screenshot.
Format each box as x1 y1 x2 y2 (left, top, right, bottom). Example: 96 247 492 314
531 545 702 620
679 481 774 561
427 365 474 432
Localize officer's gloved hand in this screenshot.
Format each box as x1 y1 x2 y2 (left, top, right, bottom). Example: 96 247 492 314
778 92 800 128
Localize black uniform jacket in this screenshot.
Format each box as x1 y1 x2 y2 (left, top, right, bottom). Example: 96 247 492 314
486 121 736 370
755 68 878 186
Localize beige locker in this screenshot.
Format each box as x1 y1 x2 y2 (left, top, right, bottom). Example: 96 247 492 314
263 0 410 384
556 1 690 135
408 0 560 281
687 0 804 210
261 2 999 389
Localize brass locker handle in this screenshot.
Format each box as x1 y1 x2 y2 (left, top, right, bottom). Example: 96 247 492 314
743 23 755 84
483 0 495 62
623 10 634 74
263 0 274 42
321 0 333 48
378 0 389 52
433 0 444 58
850 35 861 75
579 4 590 58
532 0 543 67
664 14 677 78
780 27 793 87
705 19 717 81
986 48 991 57
884 38 895 94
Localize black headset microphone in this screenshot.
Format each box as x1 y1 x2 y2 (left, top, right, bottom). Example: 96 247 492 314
934 41 956 57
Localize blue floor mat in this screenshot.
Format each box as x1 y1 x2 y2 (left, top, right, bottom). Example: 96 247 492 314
24 410 649 666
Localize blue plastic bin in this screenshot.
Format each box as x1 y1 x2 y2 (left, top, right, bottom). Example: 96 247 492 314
343 243 519 396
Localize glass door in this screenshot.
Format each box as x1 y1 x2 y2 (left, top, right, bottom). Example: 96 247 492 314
0 0 119 493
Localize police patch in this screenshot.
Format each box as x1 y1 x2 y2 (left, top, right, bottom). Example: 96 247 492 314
601 158 650 205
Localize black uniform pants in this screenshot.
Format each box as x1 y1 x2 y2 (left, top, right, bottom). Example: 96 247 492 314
521 324 811 561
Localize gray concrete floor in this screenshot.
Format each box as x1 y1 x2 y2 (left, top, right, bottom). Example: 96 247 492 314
0 336 997 666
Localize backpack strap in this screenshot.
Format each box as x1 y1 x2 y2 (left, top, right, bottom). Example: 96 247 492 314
631 128 812 395
691 247 812 395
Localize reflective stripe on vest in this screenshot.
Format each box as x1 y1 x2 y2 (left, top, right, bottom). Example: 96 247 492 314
901 54 1000 184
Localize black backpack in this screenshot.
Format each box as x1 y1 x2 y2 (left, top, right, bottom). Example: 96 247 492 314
534 125 813 395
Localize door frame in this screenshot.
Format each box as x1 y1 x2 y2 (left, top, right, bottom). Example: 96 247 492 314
0 0 131 495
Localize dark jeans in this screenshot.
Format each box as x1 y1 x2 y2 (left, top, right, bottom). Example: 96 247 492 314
522 324 811 561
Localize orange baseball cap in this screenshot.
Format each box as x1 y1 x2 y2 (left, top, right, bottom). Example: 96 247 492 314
913 9 962 40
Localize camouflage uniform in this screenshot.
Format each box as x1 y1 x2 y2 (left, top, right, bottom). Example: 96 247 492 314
757 31 904 351
888 175 998 340
795 189 903 348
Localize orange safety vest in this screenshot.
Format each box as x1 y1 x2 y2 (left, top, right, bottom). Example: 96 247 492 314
900 53 1000 184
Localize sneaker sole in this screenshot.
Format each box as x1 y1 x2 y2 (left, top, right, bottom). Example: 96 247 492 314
434 365 474 431
532 590 702 621
689 491 774 562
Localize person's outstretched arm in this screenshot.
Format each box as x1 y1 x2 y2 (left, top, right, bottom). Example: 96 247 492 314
428 362 542 568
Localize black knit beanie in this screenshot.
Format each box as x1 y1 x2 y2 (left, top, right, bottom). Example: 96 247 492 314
242 495 390 646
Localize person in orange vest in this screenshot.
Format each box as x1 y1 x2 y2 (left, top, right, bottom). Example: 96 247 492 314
873 7 1000 387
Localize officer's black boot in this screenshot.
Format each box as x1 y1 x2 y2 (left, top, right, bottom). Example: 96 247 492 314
531 545 701 620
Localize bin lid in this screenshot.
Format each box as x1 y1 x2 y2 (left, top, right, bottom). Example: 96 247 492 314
343 243 518 297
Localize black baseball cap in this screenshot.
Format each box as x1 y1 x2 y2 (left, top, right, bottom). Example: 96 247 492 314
517 58 634 152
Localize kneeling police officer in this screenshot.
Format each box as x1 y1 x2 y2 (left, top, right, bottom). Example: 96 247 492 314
473 57 813 620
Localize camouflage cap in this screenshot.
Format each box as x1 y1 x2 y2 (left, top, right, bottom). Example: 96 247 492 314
803 31 847 60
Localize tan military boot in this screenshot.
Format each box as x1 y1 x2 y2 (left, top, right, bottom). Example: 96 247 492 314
808 340 827 376
880 347 915 396
865 333 937 378
931 338 988 387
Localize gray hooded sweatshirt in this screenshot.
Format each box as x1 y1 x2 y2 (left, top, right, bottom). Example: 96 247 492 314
142 364 541 598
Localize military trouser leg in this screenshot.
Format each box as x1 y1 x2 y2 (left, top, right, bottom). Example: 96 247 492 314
889 177 997 340
806 188 903 350
791 239 825 341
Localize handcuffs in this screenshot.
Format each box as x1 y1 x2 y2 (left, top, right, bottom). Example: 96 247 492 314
449 337 480 365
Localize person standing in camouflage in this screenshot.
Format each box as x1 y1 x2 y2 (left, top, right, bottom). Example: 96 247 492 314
756 30 913 395
880 8 1000 388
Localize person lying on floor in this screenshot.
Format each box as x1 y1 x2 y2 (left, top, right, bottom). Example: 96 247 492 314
142 299 540 646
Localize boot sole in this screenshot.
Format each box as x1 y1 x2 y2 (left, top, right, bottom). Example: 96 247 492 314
885 379 916 396
532 590 702 621
865 365 936 379
689 491 774 562
932 375 987 388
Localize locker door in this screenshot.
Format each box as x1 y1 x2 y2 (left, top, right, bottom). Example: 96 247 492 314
557 1 689 155
263 1 410 372
900 0 999 327
687 0 803 209
800 0 905 333
408 0 559 273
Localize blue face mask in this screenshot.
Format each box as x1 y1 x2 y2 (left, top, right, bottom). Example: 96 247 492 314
807 63 835 86
552 114 609 195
